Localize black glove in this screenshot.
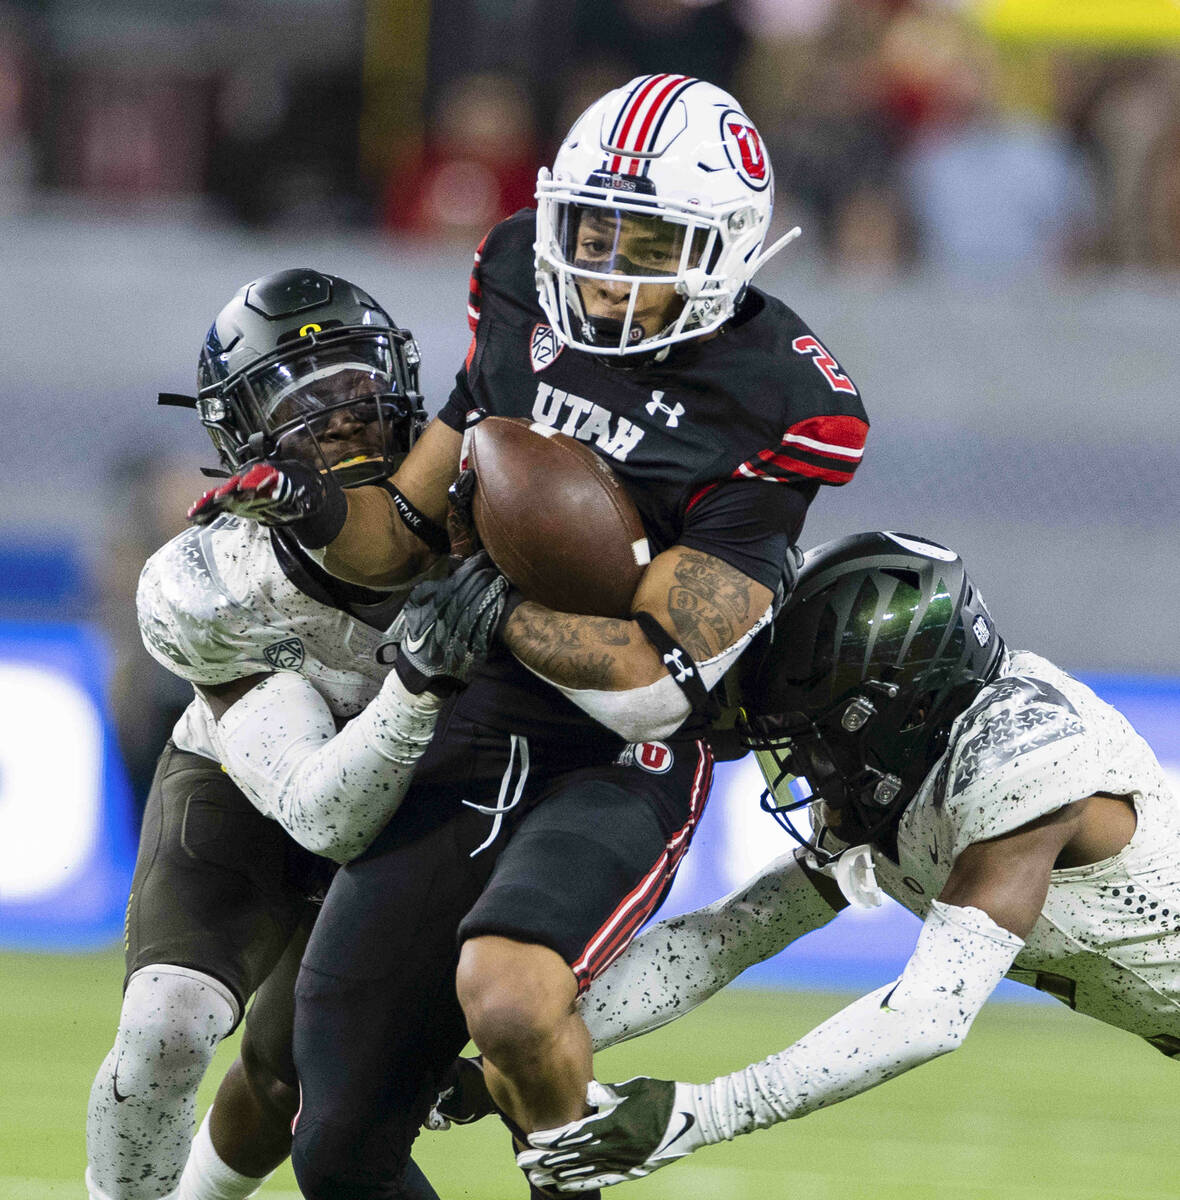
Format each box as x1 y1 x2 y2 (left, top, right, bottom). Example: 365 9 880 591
187 460 347 549
392 551 521 696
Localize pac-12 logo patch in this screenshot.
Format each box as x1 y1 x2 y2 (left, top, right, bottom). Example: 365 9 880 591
635 741 673 774
529 323 563 373
263 637 304 670
720 112 769 191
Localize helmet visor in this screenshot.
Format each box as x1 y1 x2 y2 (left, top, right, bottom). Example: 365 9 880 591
549 203 719 351
239 336 421 485
557 204 712 280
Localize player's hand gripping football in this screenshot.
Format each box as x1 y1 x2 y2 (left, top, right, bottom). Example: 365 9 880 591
391 551 520 696
445 467 481 562
517 1077 707 1192
187 460 346 547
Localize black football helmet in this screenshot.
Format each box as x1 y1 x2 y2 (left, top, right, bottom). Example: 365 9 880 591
737 531 1005 856
190 268 425 485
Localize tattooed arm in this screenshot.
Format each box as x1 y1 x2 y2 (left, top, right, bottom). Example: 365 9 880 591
501 546 775 738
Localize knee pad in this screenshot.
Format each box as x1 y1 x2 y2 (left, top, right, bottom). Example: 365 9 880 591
113 965 238 1099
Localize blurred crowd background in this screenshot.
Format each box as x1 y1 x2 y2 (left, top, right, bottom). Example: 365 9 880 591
1 0 1179 821
4 0 1180 264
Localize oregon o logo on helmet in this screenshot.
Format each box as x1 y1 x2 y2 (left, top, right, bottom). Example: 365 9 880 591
635 741 673 774
720 111 769 191
299 322 322 337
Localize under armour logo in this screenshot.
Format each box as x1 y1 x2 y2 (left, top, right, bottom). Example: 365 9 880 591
663 649 694 683
645 391 684 428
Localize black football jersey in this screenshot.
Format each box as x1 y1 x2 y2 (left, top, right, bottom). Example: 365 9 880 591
434 208 869 751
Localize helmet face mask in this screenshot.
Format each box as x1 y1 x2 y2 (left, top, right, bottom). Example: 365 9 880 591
738 532 1006 857
535 75 779 357
750 689 934 854
195 270 425 485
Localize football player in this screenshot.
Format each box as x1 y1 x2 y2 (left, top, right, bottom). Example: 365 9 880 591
512 531 1180 1191
188 77 870 1199
85 269 498 1200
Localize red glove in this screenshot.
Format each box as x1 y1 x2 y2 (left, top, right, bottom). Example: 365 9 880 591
187 461 347 548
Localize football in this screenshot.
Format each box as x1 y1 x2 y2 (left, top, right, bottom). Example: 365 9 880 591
466 417 651 617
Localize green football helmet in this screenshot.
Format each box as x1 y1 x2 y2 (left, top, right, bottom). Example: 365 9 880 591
738 531 1005 854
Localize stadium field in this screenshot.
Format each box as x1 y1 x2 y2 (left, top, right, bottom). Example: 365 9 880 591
3 949 1177 1200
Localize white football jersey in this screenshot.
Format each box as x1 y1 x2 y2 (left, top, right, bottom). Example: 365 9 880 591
137 516 431 761
870 650 1180 1043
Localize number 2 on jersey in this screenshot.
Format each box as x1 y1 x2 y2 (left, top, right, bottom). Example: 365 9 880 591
792 335 858 395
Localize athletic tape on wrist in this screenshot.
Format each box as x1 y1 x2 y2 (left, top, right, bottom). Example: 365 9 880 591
633 610 714 715
373 479 451 556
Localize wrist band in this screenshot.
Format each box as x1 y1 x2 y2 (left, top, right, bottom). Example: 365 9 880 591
633 610 714 715
373 480 451 556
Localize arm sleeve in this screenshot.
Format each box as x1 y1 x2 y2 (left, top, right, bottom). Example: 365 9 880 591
213 670 442 862
684 900 1023 1145
533 595 774 742
581 850 841 1051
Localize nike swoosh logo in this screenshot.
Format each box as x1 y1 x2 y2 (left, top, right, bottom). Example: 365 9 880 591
659 1111 696 1156
928 843 939 864
112 1065 130 1104
880 982 901 1012
403 630 428 653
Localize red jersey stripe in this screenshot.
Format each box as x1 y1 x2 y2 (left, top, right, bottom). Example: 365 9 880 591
571 742 712 987
735 457 857 485
784 414 868 452
466 232 489 332
783 414 868 457
685 481 719 513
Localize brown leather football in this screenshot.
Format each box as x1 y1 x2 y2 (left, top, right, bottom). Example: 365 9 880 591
467 417 651 617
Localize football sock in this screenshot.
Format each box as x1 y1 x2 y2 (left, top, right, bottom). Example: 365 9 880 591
176 1110 271 1200
86 967 237 1200
83 1166 124 1200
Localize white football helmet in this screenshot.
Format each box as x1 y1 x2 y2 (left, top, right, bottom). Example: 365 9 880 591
535 75 799 357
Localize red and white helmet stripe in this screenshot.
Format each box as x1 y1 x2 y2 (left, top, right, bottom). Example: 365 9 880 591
604 74 699 177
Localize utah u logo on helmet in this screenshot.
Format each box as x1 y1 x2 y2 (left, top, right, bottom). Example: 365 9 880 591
722 117 769 189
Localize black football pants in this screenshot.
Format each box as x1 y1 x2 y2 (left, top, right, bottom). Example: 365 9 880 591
289 720 712 1198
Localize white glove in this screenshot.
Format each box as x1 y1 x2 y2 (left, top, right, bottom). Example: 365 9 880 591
517 1077 707 1192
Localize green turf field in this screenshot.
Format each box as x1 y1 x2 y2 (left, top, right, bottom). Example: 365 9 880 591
4 948 1177 1200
